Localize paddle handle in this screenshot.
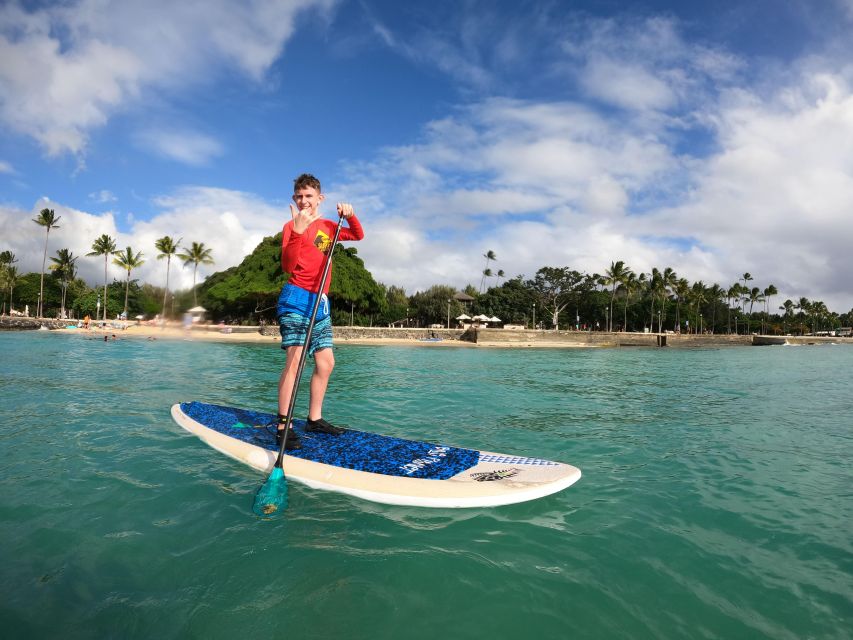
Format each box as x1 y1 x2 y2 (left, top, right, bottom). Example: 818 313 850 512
275 213 346 465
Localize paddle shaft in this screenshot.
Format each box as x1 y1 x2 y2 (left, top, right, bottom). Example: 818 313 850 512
274 213 346 466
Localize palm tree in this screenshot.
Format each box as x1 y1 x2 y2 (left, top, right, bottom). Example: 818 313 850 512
3 266 18 313
779 299 795 334
33 208 61 317
113 247 145 315
746 286 764 333
726 283 743 334
646 267 674 332
740 272 753 314
49 249 78 319
178 242 214 306
762 284 777 334
0 251 17 315
87 234 118 321
480 250 496 293
707 284 725 334
603 260 630 331
647 268 661 332
622 271 643 332
795 297 810 335
660 267 677 330
690 281 707 333
673 278 690 332
811 300 829 334
155 236 181 319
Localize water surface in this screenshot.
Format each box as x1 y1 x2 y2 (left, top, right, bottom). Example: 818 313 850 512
1 332 851 639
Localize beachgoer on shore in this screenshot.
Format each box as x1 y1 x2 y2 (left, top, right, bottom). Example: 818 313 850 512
275 173 365 450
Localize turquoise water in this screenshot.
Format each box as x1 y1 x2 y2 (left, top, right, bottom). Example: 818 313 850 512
1 332 851 639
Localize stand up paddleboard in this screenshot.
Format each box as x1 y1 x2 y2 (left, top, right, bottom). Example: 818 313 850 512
171 402 581 508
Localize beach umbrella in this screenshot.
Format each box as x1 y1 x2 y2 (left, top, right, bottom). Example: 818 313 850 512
135 315 144 320
455 314 471 320
473 314 490 321
489 316 501 322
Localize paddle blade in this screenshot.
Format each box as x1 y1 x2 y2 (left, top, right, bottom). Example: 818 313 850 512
252 466 288 516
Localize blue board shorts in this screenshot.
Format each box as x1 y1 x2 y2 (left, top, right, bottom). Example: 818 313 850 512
278 313 333 356
277 283 329 321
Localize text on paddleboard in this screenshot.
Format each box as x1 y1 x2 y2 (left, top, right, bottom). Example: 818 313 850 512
400 446 450 475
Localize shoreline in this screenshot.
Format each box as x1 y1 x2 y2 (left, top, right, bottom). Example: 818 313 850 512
4 319 849 348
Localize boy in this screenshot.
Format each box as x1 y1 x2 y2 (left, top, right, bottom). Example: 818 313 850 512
275 173 364 449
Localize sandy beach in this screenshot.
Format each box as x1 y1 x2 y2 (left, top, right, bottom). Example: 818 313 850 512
52 322 477 347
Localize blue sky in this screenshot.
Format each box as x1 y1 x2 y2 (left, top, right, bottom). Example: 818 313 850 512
1 0 852 312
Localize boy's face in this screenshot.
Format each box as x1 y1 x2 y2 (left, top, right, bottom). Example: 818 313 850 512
292 186 324 214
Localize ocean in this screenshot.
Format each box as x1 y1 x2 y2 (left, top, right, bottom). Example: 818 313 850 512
1 331 851 639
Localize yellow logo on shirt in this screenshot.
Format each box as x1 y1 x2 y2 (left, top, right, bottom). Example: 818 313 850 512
313 229 331 254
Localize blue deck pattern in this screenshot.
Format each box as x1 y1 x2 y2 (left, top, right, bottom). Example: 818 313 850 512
180 402 480 480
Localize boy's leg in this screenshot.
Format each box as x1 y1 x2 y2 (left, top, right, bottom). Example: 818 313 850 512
275 345 304 450
307 347 335 420
277 344 303 416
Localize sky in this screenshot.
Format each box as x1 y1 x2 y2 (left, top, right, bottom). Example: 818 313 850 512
1 0 852 313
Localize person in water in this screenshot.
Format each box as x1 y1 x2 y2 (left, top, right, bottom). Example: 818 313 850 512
275 173 364 449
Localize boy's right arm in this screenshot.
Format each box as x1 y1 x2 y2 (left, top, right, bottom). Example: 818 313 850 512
281 222 302 274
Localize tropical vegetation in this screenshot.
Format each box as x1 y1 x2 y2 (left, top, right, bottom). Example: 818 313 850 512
2 229 851 336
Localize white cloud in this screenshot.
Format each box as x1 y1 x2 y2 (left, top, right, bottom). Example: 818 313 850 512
134 129 224 166
0 187 286 293
580 57 676 111
0 0 336 156
333 69 853 311
89 190 117 203
0 160 15 174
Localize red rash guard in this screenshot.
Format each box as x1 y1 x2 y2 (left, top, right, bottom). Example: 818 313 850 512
281 215 364 294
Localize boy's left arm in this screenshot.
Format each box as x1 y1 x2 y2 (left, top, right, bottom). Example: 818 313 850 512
340 214 364 241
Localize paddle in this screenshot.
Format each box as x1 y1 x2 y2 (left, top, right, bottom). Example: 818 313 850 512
252 211 346 516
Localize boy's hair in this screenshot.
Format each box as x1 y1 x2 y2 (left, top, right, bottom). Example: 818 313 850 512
293 173 321 193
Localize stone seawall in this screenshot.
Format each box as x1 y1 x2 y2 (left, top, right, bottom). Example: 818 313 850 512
0 317 67 330
467 328 753 347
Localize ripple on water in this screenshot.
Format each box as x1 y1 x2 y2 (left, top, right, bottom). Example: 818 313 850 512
1 333 851 639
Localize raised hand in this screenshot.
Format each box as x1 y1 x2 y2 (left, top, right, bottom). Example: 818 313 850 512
337 202 355 219
290 203 320 233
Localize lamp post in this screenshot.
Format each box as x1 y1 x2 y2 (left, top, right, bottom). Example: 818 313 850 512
96 294 101 322
699 313 703 335
405 307 409 328
37 292 41 319
532 303 536 330
351 301 354 327
605 307 609 333
447 299 451 329
658 310 662 334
